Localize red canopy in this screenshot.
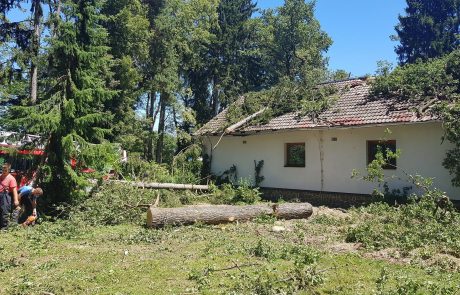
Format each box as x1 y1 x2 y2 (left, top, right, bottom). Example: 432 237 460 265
0 147 45 156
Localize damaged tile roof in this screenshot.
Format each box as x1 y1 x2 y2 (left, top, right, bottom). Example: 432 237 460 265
195 78 436 136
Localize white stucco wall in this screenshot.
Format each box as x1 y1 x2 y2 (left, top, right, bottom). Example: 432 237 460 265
203 122 460 200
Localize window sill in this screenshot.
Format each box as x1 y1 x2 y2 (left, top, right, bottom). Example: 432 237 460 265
284 165 306 168
368 163 397 170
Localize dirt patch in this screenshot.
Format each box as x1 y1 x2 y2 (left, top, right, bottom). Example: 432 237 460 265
424 253 460 271
436 253 460 264
312 206 349 219
328 242 362 253
304 235 328 246
363 248 411 264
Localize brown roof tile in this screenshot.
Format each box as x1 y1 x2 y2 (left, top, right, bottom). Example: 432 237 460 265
195 78 436 136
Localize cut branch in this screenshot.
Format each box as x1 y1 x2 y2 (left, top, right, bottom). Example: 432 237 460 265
225 108 267 134
213 108 267 150
110 180 209 191
204 262 260 275
417 97 438 114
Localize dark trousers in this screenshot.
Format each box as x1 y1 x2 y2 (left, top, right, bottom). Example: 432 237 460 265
18 197 34 224
0 192 11 229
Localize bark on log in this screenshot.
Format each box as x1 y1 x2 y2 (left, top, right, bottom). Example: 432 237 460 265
147 203 313 228
111 180 209 191
225 108 267 133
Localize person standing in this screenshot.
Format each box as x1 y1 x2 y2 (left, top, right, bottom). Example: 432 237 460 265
0 163 18 229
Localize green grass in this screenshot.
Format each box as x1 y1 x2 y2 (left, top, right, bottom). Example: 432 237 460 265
1 215 459 295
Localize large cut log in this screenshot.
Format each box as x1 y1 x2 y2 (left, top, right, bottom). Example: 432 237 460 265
110 180 209 191
147 203 313 228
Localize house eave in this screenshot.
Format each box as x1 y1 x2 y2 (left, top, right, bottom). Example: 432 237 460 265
196 119 441 137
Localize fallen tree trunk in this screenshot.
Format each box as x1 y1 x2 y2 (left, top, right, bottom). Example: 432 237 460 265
147 203 313 228
225 108 267 134
110 180 209 191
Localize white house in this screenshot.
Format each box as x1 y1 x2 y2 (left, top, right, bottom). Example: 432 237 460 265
196 78 460 204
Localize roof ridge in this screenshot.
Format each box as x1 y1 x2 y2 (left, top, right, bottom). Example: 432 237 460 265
318 76 372 85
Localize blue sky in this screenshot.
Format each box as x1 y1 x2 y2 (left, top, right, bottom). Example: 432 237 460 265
258 0 407 77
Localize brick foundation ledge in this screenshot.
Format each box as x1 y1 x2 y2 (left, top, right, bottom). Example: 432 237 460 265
260 187 374 208
260 187 460 209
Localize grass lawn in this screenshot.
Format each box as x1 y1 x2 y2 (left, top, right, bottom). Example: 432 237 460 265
1 207 459 294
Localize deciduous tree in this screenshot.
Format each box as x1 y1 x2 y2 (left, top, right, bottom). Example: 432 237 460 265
261 0 332 83
371 50 460 187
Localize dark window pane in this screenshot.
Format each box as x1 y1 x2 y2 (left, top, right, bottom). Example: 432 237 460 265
286 143 305 167
367 140 396 170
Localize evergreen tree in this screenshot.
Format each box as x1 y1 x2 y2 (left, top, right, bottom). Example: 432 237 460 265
0 1 29 106
29 0 43 105
102 0 151 142
4 0 117 205
0 1 30 48
207 0 258 115
188 0 268 124
394 0 460 64
225 1 334 127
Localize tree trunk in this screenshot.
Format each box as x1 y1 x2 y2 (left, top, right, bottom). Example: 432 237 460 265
172 106 178 131
211 77 220 116
155 92 167 163
225 108 267 133
111 180 209 190
146 92 153 161
30 0 42 105
146 92 150 118
50 0 61 37
147 203 313 228
151 96 160 128
30 64 38 104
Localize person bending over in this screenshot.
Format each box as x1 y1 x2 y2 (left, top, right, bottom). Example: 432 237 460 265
17 186 43 225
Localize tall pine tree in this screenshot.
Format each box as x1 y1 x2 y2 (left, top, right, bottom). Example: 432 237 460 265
394 0 460 64
4 0 117 204
102 0 151 142
208 0 258 114
224 0 334 128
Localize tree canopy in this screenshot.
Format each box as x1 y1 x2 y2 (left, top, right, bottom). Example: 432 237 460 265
371 50 460 186
394 0 460 64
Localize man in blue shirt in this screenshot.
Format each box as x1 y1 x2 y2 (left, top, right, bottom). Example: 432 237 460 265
16 186 43 225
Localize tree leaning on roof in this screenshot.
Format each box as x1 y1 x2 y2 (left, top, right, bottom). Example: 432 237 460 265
224 0 336 128
371 49 460 187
